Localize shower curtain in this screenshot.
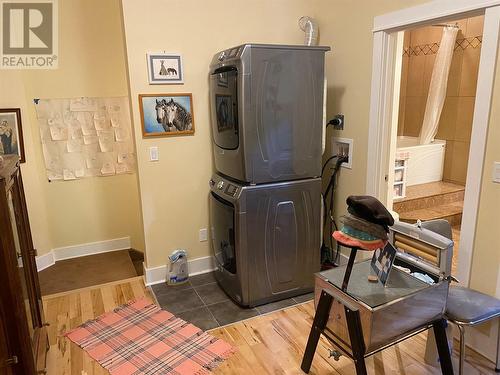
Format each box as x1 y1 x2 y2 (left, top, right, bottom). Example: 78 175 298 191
419 26 458 145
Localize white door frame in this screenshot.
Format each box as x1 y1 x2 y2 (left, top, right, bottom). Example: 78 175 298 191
366 0 500 290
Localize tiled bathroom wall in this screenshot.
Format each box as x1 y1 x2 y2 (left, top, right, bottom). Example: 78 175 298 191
398 15 484 185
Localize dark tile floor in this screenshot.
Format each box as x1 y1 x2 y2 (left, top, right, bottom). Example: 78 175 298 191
150 271 314 330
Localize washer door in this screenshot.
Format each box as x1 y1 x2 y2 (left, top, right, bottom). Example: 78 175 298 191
209 192 237 274
210 67 239 150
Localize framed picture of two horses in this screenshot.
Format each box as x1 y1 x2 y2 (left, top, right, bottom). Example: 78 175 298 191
139 93 195 137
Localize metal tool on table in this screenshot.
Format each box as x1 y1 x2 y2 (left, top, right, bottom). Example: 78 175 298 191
301 221 455 375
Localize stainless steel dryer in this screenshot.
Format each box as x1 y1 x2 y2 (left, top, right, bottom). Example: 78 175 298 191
209 44 330 184
209 174 321 307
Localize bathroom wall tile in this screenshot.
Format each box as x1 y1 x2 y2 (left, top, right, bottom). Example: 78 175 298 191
400 55 409 97
403 31 411 47
398 98 406 136
450 141 470 185
403 96 426 137
466 15 484 38
455 19 468 39
455 97 475 142
411 26 439 45
423 54 436 96
446 49 463 97
460 47 481 97
428 27 443 44
409 28 427 46
406 55 426 97
436 97 458 141
442 140 454 182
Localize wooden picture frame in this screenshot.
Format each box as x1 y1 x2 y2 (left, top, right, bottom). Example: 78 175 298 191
0 108 25 162
139 93 195 137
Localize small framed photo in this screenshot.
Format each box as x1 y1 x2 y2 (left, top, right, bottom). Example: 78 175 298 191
139 93 195 137
0 108 25 162
147 53 184 84
370 242 397 285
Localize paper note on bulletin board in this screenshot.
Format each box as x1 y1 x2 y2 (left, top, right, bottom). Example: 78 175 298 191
34 97 136 181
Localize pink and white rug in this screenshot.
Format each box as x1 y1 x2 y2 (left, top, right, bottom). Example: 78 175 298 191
65 297 235 375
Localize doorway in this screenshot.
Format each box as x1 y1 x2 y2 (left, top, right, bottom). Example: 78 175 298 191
391 16 484 275
366 1 500 362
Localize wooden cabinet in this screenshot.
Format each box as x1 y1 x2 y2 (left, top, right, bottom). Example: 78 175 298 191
0 156 48 374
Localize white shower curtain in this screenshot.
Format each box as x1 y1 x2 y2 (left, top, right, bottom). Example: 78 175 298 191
419 26 458 145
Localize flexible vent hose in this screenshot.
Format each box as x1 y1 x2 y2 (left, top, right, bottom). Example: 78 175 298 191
299 16 318 46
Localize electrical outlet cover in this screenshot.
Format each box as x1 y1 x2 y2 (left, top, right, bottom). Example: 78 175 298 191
199 228 208 242
332 137 353 169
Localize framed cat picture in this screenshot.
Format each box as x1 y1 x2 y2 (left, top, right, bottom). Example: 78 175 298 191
147 53 184 84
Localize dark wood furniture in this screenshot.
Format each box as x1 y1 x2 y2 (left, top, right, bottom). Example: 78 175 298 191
0 155 48 374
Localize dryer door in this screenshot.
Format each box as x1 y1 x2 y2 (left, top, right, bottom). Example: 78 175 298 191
209 192 237 274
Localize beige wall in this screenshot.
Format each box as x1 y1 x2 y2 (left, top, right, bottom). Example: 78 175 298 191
0 0 145 255
469 49 500 297
314 0 427 230
121 0 329 268
121 0 428 269
398 16 484 185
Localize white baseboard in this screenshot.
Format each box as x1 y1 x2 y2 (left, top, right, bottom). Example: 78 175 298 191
144 255 216 286
36 237 131 271
36 251 55 271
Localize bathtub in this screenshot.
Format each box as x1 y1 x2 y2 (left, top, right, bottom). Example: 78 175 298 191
396 136 446 187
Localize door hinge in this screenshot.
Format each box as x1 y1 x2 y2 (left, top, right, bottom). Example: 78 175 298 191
5 355 18 366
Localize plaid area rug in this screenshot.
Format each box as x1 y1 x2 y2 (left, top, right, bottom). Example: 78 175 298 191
65 297 235 375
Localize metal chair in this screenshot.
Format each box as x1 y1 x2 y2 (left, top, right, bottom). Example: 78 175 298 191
421 219 500 374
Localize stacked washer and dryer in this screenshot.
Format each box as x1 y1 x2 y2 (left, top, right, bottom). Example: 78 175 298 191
209 44 330 307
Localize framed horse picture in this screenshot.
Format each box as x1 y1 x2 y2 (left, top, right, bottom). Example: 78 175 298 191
0 108 25 162
139 93 195 137
147 53 184 84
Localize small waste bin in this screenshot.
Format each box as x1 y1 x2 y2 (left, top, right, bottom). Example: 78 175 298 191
167 249 188 285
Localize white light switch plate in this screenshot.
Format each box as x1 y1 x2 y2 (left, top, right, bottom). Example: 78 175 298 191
149 146 159 161
493 162 500 183
199 228 208 242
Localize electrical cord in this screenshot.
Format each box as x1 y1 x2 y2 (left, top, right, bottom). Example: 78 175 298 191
321 154 349 268
321 154 338 176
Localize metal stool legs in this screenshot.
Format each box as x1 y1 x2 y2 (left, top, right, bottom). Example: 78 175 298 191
454 319 500 374
456 325 465 375
496 319 500 372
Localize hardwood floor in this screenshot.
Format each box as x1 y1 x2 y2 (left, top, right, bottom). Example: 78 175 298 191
43 277 497 374
38 250 142 295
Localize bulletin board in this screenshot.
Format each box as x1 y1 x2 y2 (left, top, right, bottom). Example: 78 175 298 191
34 97 136 181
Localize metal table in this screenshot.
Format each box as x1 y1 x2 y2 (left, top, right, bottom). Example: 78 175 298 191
300 246 454 375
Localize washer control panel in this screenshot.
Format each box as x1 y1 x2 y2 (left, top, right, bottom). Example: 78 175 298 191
210 176 240 198
224 184 239 197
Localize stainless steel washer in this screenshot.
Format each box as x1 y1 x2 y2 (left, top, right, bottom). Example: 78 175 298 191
209 174 321 307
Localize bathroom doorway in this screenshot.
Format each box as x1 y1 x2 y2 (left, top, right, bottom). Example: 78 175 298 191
391 16 484 275
367 1 500 362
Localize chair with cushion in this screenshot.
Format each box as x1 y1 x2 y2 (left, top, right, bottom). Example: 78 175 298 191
420 219 500 374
